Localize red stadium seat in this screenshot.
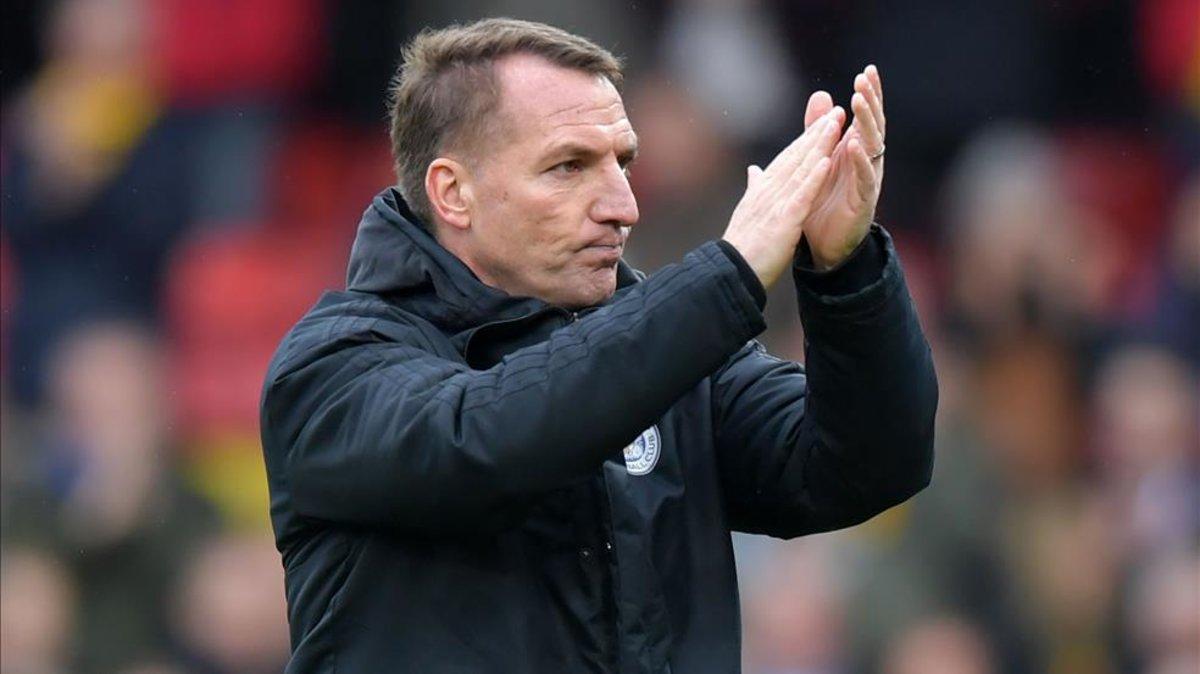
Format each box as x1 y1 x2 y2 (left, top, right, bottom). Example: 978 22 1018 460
150 0 323 105
166 122 391 440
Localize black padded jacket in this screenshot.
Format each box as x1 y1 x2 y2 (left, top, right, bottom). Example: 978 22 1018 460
259 188 937 673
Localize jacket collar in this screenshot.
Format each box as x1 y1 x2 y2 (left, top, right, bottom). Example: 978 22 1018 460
345 188 640 336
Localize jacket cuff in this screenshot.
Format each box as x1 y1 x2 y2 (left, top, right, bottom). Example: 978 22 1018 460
715 239 767 311
794 226 886 296
793 224 902 320
695 241 768 339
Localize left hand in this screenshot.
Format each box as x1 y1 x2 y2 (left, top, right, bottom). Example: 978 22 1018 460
798 65 887 270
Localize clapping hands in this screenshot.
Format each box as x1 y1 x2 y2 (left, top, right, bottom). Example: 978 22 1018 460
800 65 887 271
723 65 888 289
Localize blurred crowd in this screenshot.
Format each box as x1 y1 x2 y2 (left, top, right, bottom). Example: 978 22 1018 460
1 1 1196 673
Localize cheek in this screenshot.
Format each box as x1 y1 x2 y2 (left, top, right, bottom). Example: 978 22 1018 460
473 174 596 274
498 196 580 261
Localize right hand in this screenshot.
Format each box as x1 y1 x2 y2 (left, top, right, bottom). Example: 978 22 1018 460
722 107 844 291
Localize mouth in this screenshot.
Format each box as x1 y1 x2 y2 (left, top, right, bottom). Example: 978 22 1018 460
585 242 623 251
580 233 628 260
580 241 624 265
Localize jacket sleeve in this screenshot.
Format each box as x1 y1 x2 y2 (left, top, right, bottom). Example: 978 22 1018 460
712 225 937 538
262 242 765 535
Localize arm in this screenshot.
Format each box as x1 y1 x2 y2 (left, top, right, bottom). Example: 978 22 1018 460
263 243 764 535
712 65 934 536
264 99 843 536
713 226 937 538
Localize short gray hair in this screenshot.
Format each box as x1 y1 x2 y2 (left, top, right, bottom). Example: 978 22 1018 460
387 18 624 224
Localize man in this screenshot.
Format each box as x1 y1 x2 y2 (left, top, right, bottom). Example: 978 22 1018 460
260 18 936 674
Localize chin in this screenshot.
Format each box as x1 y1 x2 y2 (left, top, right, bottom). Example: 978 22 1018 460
556 271 618 309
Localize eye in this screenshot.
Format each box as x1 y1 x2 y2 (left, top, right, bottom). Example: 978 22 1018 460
549 159 584 175
618 155 637 177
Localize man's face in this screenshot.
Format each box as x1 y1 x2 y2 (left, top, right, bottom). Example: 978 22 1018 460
457 54 640 309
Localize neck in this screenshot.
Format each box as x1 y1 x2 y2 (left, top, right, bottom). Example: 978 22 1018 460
432 224 509 293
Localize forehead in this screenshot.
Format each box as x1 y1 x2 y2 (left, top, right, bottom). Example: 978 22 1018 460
493 53 633 147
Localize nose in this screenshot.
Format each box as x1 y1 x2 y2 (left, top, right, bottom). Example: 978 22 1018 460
589 161 640 228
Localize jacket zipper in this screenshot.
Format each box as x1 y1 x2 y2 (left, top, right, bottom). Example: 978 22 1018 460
596 469 622 672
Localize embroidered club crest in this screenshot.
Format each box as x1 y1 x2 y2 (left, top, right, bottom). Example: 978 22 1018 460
622 425 661 476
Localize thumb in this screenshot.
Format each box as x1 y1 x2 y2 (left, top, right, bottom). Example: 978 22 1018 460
747 164 763 187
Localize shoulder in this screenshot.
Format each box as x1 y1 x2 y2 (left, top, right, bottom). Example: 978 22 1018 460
266 290 441 384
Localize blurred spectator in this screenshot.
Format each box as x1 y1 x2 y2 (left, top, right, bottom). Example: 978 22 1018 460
621 73 808 356
942 125 1120 344
974 333 1084 495
623 72 742 271
1143 171 1200 365
0 2 1195 672
741 541 847 674
1 0 190 405
1057 130 1171 319
1125 550 1200 674
3 320 216 673
1093 344 1199 558
170 533 290 674
0 546 76 674
827 334 1038 673
659 0 801 150
1004 489 1120 674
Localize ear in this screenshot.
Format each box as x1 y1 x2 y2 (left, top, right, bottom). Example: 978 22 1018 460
425 158 474 231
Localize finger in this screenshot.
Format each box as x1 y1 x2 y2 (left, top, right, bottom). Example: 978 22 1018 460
804 90 834 128
831 122 858 154
781 111 841 198
859 72 888 138
847 137 878 202
764 118 824 175
857 70 886 137
798 107 843 174
747 164 764 189
851 91 883 156
781 106 842 171
766 106 842 176
866 64 884 111
790 156 833 219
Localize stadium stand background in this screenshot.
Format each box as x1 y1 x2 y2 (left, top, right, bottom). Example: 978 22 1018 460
1 1 1197 672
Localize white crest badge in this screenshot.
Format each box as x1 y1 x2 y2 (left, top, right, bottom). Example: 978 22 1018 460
623 425 661 476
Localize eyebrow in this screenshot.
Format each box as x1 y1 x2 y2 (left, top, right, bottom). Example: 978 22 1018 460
542 136 640 165
620 138 640 165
